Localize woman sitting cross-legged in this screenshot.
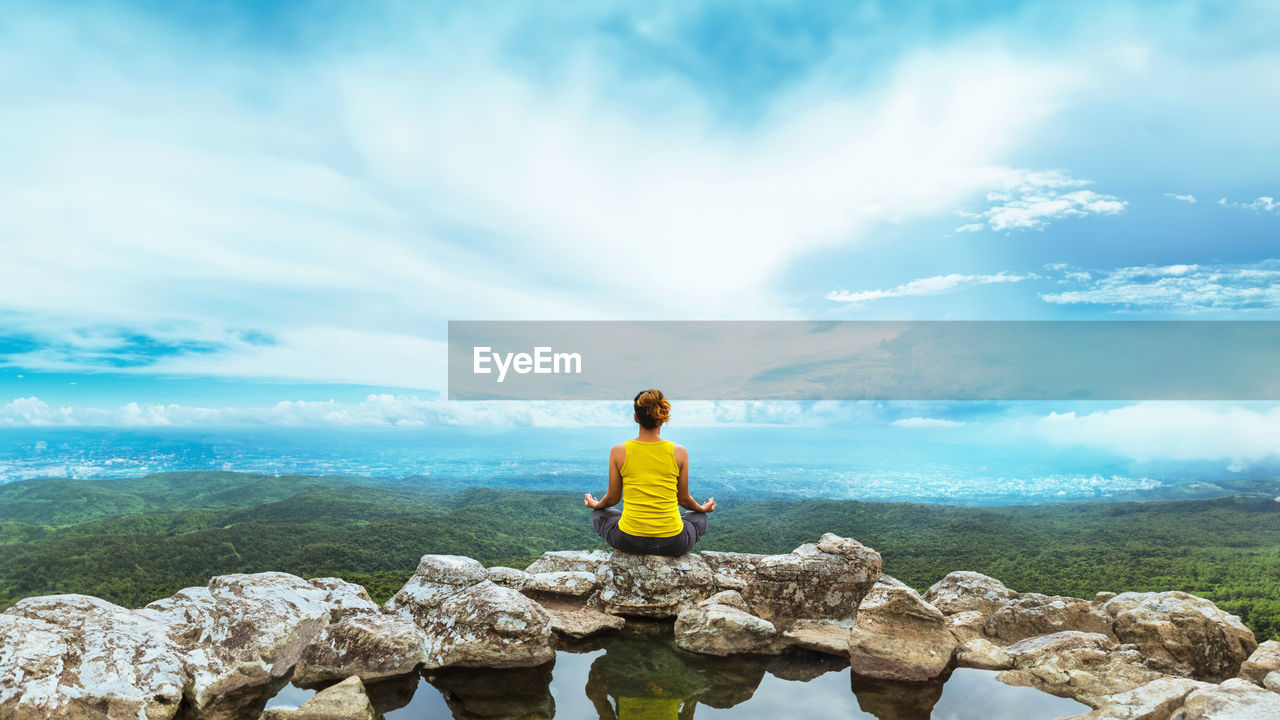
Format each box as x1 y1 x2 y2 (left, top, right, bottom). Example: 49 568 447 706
585 388 716 557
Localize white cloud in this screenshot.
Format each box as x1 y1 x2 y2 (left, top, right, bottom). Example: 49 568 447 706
0 5 1089 388
0 395 888 428
827 271 1038 306
1218 196 1279 213
1033 402 1280 464
955 169 1126 232
891 417 964 428
1040 259 1280 311
1164 192 1196 203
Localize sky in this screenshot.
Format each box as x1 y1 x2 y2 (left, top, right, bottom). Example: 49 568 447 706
0 0 1278 469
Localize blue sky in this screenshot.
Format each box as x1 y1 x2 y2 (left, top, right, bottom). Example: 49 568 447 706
0 0 1278 466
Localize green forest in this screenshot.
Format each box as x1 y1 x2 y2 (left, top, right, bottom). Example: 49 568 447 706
2 472 1279 640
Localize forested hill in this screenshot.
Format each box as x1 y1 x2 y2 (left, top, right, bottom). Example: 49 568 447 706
2 471 1279 640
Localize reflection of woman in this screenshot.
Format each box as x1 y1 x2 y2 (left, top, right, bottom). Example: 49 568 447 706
585 389 716 556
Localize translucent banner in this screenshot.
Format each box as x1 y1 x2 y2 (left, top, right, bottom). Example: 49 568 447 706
447 321 1280 400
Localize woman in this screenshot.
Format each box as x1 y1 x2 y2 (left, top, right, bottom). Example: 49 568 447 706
585 389 716 556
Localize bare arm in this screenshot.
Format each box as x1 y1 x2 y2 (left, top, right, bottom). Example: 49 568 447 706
584 444 625 509
674 445 715 513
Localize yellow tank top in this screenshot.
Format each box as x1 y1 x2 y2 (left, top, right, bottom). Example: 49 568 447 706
617 439 683 538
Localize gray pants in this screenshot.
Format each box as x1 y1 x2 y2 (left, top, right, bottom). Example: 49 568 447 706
591 507 708 557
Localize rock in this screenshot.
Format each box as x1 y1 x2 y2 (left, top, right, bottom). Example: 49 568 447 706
525 549 610 575
306 578 380 623
956 638 1013 670
144 572 336 720
998 631 1166 705
924 571 1018 616
1265 671 1280 693
986 593 1114 644
713 573 749 592
875 574 912 590
597 552 716 617
523 570 598 598
293 614 428 686
485 566 529 590
783 619 855 656
700 551 765 586
539 601 626 639
417 581 555 669
847 583 957 682
0 595 187 720
1059 677 1208 720
703 589 754 614
674 592 778 656
260 675 375 720
1103 591 1257 681
382 555 488 624
1172 677 1280 719
741 534 881 622
1239 639 1280 686
946 610 988 644
1094 591 1117 604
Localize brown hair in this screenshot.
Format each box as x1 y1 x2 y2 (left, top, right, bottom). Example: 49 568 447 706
633 389 671 429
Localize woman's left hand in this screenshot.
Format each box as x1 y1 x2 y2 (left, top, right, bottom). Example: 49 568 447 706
584 493 600 509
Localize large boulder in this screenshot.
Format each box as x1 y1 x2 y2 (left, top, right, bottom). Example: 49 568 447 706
538 600 625 639
485 567 529 590
1241 640 1280 686
306 578 380 623
523 571 598 598
985 593 1114 644
847 583 957 682
0 595 188 720
741 534 881 623
384 555 555 670
945 610 988 644
260 675 376 720
955 638 1013 670
700 551 765 587
1171 677 1280 718
417 581 555 669
293 614 428 686
596 552 717 618
782 620 855 656
140 572 336 720
382 555 488 625
924 571 1018 616
1103 591 1257 682
1058 677 1209 720
525 550 610 575
674 591 778 656
998 631 1166 705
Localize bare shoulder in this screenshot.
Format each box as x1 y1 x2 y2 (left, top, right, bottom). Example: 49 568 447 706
610 442 627 459
672 444 688 460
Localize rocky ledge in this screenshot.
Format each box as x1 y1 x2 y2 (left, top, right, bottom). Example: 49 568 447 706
1 534 1277 720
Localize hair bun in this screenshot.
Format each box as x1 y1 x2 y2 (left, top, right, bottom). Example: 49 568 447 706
633 388 671 429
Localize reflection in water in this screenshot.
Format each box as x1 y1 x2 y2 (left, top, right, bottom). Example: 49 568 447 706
850 674 947 720
268 624 1085 719
428 662 557 720
583 624 772 719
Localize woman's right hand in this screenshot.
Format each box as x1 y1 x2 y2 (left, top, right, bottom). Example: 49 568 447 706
584 493 600 509
700 497 716 513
